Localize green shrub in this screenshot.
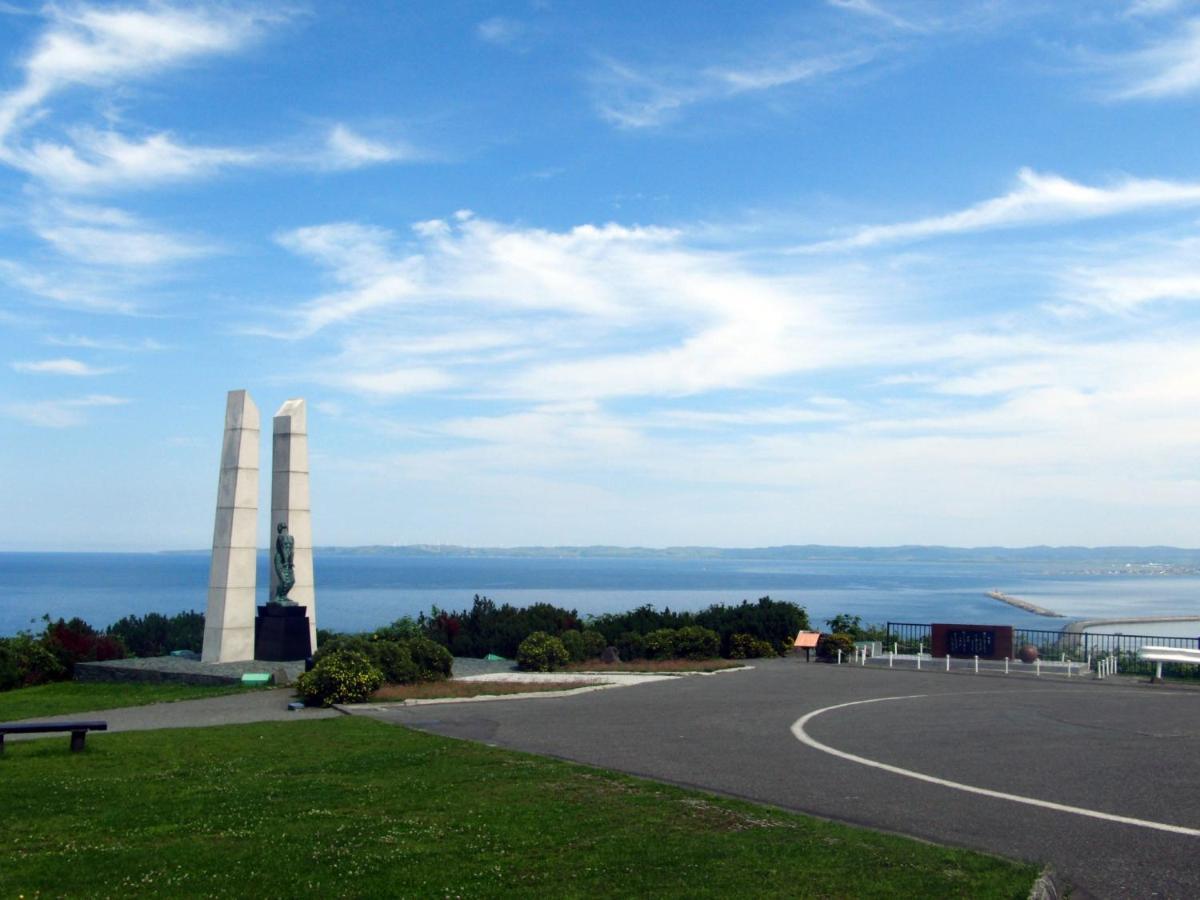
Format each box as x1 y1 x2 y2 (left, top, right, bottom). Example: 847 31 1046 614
315 635 451 684
729 633 776 659
408 637 453 681
295 650 383 706
371 640 419 684
517 631 569 672
42 617 126 675
616 631 645 661
581 629 606 659
373 617 422 642
673 625 720 660
817 632 855 661
642 628 678 660
107 610 203 657
0 632 65 689
560 629 587 663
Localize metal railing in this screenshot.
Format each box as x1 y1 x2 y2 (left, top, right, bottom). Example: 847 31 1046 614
883 621 1200 680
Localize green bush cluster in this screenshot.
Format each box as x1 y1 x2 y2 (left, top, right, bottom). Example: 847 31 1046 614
0 616 130 692
295 650 383 706
817 632 856 661
107 610 204 657
315 631 452 685
517 631 570 672
728 633 776 659
559 629 606 663
421 595 582 659
591 597 809 658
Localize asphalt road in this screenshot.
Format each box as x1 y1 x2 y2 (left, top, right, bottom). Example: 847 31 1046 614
359 659 1200 899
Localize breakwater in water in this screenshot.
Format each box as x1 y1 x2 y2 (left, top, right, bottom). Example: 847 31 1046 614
986 590 1065 618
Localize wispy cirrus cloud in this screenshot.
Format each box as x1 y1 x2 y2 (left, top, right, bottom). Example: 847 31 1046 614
31 201 212 266
11 357 114 375
800 168 1200 251
2 393 127 428
591 49 874 129
271 212 887 403
0 3 277 142
1104 17 1200 99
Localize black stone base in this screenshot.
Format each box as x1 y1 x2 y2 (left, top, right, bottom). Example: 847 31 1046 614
255 605 312 661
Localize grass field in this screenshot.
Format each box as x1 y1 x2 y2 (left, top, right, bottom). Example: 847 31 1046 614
1 716 1038 898
0 681 263 721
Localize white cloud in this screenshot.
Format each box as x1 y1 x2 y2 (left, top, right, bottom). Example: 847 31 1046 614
1057 236 1200 314
0 4 276 142
802 168 1200 251
274 213 877 403
592 49 873 129
46 334 167 351
11 357 114 375
1105 18 1200 99
0 260 138 313
320 124 414 170
10 129 258 192
32 200 211 265
827 0 923 31
3 393 127 427
476 16 526 46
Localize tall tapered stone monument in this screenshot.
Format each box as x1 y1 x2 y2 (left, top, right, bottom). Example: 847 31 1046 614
270 398 317 652
202 390 260 663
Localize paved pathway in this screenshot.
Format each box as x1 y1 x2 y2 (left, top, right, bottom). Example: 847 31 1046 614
4 688 339 740
358 658 1200 899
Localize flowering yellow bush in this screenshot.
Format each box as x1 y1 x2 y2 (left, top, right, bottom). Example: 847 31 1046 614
295 650 383 706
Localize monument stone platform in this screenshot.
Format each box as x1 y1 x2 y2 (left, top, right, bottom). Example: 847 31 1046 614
76 656 308 686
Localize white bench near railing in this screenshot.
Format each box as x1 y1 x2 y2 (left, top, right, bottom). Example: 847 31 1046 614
1138 645 1200 682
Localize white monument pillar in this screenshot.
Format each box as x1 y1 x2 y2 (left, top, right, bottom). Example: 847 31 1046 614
202 390 259 663
271 398 317 651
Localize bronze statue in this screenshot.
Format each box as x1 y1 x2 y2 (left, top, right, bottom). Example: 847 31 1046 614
272 521 296 604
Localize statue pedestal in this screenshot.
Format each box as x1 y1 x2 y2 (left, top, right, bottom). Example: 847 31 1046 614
254 604 312 661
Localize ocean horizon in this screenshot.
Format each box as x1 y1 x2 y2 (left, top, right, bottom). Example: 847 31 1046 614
3 550 1200 640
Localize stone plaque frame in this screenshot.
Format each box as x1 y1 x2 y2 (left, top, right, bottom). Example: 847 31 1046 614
930 623 1014 660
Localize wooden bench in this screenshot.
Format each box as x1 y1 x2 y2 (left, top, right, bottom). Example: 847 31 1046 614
0 721 108 754
1138 646 1200 682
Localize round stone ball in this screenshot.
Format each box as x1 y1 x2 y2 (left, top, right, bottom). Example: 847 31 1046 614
1017 644 1039 663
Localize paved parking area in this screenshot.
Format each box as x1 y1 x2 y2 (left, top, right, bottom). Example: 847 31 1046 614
359 658 1200 898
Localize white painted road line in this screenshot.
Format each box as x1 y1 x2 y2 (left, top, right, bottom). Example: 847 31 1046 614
791 694 1200 838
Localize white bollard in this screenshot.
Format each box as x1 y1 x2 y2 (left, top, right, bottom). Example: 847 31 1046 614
945 655 950 672
1067 662 1072 678
1036 658 1041 677
916 653 921 670
974 655 979 674
889 651 894 668
837 649 842 665
1005 657 1010 675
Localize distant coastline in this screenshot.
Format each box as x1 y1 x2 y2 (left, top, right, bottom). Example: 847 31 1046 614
302 544 1200 571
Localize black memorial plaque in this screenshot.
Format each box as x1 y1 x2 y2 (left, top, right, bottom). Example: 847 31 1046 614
930 623 1013 660
254 604 312 661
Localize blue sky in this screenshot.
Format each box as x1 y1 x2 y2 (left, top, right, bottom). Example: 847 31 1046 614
2 1 1200 551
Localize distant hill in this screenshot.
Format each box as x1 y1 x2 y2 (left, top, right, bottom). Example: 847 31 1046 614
313 544 1200 565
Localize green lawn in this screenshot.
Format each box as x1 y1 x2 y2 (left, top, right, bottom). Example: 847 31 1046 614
1 717 1038 898
0 681 264 721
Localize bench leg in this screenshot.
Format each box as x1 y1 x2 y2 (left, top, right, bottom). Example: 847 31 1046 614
70 730 86 752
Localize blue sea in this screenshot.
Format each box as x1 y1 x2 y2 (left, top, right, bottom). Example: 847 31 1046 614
2 552 1199 638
